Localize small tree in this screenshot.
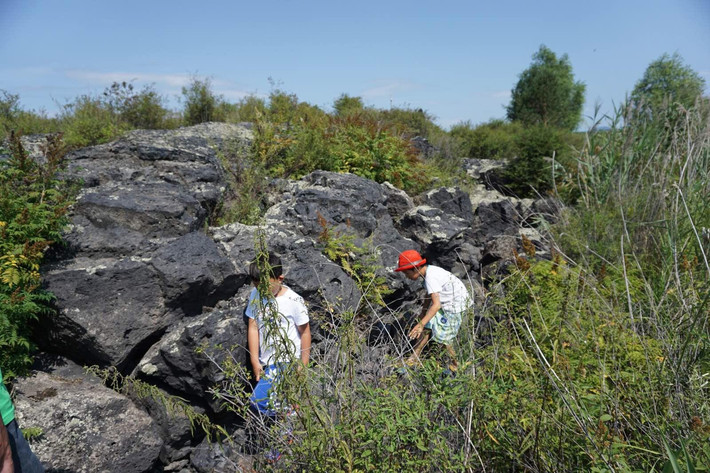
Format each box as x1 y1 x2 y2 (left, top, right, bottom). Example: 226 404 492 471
182 77 224 125
333 94 364 116
507 45 586 131
631 53 706 114
103 81 168 129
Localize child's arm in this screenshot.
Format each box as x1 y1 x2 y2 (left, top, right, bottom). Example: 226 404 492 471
409 292 442 339
297 322 311 366
0 420 13 473
247 317 263 381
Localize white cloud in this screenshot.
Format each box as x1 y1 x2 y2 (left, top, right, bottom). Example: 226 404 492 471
490 90 511 100
64 70 193 88
361 80 418 99
62 70 258 102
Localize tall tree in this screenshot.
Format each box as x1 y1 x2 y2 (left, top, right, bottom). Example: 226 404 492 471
631 53 706 113
507 45 586 131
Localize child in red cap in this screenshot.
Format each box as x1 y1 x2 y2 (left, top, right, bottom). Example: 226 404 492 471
395 250 471 370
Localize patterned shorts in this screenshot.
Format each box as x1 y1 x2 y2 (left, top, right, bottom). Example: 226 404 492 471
424 309 463 344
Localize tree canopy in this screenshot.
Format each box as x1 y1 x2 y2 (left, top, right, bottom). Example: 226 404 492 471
506 45 586 131
631 52 706 113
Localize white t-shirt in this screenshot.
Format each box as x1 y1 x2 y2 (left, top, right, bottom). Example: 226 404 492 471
245 286 309 366
423 265 471 314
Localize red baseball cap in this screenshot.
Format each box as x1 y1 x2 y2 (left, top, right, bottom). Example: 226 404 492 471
395 250 426 272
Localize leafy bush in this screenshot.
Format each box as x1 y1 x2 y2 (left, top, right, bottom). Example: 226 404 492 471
103 81 170 129
333 94 365 117
220 95 268 124
501 124 566 197
377 106 444 139
450 119 523 160
631 53 706 116
254 109 432 193
0 90 60 139
181 77 225 125
0 133 75 376
60 94 129 148
212 138 269 225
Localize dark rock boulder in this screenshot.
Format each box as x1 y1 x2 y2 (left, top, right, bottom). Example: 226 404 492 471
472 198 521 243
136 302 247 414
397 205 470 248
211 222 362 315
40 257 170 369
264 171 419 293
39 124 254 372
416 187 474 224
151 232 240 316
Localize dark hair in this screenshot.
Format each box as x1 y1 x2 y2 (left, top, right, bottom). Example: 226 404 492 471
249 253 283 282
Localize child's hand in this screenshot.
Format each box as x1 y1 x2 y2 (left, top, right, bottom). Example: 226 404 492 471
253 364 264 382
409 323 424 340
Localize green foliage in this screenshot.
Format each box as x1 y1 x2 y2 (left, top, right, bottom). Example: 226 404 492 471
507 45 586 131
0 90 60 139
501 124 567 197
378 106 444 139
212 138 268 225
333 94 365 116
254 106 433 193
60 94 130 148
316 216 392 314
542 95 710 471
102 81 170 129
631 53 706 116
0 133 75 376
181 77 225 125
220 95 268 123
450 119 523 159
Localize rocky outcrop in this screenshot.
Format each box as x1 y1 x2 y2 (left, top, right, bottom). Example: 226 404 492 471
21 125 561 472
13 357 163 473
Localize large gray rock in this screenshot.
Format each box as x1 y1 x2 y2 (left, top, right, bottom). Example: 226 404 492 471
64 123 250 204
264 171 419 293
41 232 241 369
39 124 254 371
416 187 474 224
136 303 248 413
151 232 240 316
72 183 206 243
397 205 470 248
41 257 170 369
211 222 362 315
13 359 163 473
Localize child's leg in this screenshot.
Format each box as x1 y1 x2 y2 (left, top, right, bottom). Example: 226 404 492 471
444 344 458 371
407 330 431 364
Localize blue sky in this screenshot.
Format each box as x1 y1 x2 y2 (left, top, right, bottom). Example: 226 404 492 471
1 0 709 130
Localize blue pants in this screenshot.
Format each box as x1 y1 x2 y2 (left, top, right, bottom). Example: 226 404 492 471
6 420 44 473
250 364 283 417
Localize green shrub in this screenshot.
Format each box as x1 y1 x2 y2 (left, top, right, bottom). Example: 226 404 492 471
212 138 269 225
333 94 365 117
0 133 75 376
60 95 129 148
220 95 268 123
103 81 169 129
254 111 432 193
376 106 443 139
507 45 586 131
0 90 60 139
501 124 567 197
181 77 225 125
450 119 523 160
